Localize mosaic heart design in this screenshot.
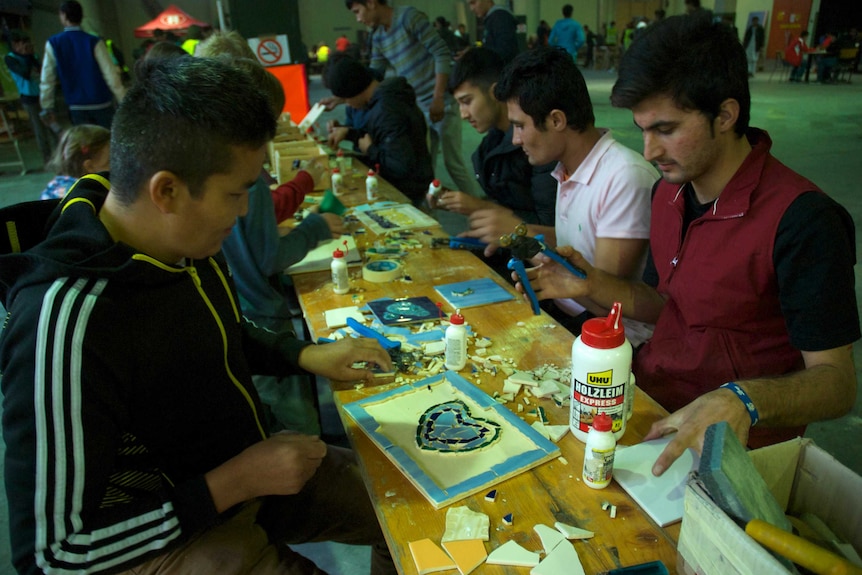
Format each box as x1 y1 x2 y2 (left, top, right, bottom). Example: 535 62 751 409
416 400 501 452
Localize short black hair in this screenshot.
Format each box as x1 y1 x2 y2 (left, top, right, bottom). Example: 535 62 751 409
494 46 594 132
345 0 386 7
449 47 504 93
110 57 276 204
8 30 29 44
563 4 573 18
60 1 83 24
610 14 750 136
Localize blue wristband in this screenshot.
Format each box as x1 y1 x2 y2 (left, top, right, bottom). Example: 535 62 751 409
720 382 759 427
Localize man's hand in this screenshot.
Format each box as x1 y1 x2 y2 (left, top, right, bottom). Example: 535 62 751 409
435 191 487 215
320 212 346 236
358 133 373 154
206 433 327 512
298 337 392 381
643 387 751 476
512 245 595 300
319 96 344 112
328 126 350 148
429 96 445 123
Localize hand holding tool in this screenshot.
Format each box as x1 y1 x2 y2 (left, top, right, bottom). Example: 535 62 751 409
501 224 586 315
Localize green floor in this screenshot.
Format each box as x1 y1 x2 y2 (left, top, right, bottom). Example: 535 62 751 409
0 68 860 573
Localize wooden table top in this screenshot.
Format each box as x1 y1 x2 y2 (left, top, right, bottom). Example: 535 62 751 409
288 169 681 574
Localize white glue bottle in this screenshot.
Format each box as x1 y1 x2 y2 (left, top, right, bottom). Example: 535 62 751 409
570 302 631 443
426 178 442 206
582 412 616 489
330 249 349 294
444 310 467 371
365 169 378 201
331 167 343 197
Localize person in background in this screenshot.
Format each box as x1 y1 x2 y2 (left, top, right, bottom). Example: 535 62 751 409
684 0 704 15
316 40 330 63
786 30 814 82
494 46 657 341
144 40 190 61
198 30 257 60
583 25 597 68
324 52 433 205
335 33 351 52
181 24 204 55
743 16 765 77
605 20 618 49
0 54 396 575
525 15 859 477
434 16 460 60
343 0 481 198
439 47 556 272
40 0 126 129
549 4 586 63
455 23 471 48
103 37 130 83
536 20 551 47
40 124 110 200
5 30 56 165
466 0 518 63
220 56 345 435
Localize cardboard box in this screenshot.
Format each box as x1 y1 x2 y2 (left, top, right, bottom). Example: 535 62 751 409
272 144 329 188
677 438 862 575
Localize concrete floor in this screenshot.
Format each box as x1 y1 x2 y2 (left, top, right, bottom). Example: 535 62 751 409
0 68 860 574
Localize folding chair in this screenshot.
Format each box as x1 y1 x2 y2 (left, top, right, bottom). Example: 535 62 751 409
768 50 791 83
834 47 859 83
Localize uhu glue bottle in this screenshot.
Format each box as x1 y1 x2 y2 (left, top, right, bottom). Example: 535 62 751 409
426 178 442 206
444 310 467 371
331 167 343 197
365 169 378 201
582 412 616 489
331 249 349 294
570 302 631 443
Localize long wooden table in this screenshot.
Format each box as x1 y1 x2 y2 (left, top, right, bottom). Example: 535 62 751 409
289 167 681 574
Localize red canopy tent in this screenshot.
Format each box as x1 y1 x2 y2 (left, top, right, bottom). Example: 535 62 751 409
134 5 209 38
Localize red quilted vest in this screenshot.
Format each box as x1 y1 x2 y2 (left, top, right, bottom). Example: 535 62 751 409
635 130 819 447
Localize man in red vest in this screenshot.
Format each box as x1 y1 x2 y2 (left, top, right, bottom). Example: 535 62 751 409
516 14 859 476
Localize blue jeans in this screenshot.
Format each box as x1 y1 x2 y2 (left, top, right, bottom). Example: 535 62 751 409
70 106 115 129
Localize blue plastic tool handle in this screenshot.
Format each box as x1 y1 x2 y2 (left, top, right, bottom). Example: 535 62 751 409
449 237 487 250
346 317 401 350
507 257 541 315
535 234 587 279
606 561 669 575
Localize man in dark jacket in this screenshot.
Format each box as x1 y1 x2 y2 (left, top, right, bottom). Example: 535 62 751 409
742 15 765 77
438 47 556 263
467 0 518 63
324 53 433 205
0 55 395 575
5 30 56 164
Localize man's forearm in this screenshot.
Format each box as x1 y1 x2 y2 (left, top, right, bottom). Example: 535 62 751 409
587 266 665 324
739 345 856 428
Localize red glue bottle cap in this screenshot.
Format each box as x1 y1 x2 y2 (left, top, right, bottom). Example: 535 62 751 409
581 302 625 349
367 169 375 176
333 249 344 258
332 167 340 174
337 149 344 157
592 412 613 432
450 311 464 325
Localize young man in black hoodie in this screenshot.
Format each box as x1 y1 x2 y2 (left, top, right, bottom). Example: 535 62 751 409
0 56 395 575
324 52 433 205
438 47 556 257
